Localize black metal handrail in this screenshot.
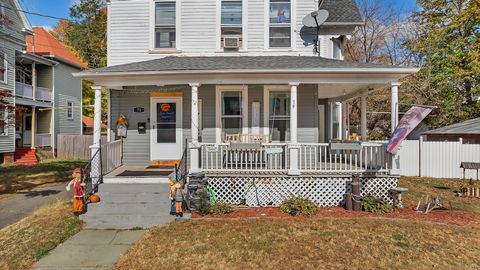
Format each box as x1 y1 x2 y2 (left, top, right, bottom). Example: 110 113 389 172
81 145 103 196
175 139 189 183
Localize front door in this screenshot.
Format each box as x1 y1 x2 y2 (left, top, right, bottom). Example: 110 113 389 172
23 114 32 146
150 97 183 161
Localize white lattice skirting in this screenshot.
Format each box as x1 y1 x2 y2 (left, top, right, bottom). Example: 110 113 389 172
207 176 399 207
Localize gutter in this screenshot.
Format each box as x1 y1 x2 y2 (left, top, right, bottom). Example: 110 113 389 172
73 68 420 78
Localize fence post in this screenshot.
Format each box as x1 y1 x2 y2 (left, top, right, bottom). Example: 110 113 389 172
419 136 423 177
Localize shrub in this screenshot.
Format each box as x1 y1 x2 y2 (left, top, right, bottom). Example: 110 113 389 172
209 202 233 215
280 196 318 216
361 196 392 214
197 191 211 216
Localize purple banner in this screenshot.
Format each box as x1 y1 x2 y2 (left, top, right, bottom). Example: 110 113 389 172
387 105 433 154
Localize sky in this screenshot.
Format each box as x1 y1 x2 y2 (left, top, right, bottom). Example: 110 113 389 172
20 0 419 29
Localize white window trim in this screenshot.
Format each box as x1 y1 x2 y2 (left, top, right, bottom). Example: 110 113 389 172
66 101 74 120
215 85 248 143
264 0 295 50
216 0 248 51
0 106 8 136
263 85 290 141
0 52 7 84
149 0 181 53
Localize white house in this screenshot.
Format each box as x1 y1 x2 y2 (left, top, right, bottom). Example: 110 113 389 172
75 0 418 207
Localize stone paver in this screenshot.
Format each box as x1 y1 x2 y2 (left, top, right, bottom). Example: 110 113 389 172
34 229 146 270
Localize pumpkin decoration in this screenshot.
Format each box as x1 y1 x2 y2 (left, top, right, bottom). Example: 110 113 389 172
89 194 101 203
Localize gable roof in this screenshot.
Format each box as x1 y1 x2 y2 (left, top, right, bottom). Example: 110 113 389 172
13 0 32 32
82 115 107 129
322 0 363 24
26 27 87 68
423 118 480 135
77 56 416 77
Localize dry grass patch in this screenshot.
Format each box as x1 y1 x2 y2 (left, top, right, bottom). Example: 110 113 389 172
115 218 480 270
400 176 480 213
0 201 82 270
0 159 87 195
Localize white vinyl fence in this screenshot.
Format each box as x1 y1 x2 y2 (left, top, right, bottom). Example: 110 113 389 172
398 139 480 179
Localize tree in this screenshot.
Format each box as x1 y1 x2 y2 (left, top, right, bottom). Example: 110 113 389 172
51 0 108 120
407 0 480 127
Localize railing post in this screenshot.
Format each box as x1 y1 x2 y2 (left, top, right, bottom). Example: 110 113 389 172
288 82 300 176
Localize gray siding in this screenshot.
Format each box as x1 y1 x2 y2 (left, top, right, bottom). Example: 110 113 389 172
36 65 53 89
111 84 319 165
0 41 22 153
54 63 82 137
36 109 51 134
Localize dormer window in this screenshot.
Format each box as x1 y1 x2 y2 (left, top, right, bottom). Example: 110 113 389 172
221 1 242 49
269 0 291 48
155 2 176 49
332 37 343 60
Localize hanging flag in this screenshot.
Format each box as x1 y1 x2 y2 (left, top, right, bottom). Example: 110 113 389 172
387 105 434 154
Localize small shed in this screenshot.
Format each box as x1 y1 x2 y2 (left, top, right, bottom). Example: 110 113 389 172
422 118 480 144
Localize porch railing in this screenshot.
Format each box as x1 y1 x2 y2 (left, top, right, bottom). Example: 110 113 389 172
199 143 289 172
15 82 52 102
35 86 52 102
298 142 390 173
199 141 391 174
15 82 33 99
34 133 51 147
101 139 123 175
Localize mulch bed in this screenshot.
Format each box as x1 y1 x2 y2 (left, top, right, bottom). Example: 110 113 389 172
191 205 480 227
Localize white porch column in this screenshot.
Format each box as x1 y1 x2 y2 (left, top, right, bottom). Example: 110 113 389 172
106 89 111 142
189 83 201 173
391 82 402 175
31 106 36 149
90 86 102 190
341 101 347 140
288 82 300 176
360 95 367 140
391 82 401 132
335 102 342 139
32 62 36 101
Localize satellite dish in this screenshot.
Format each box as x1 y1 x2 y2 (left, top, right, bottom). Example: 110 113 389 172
302 9 329 28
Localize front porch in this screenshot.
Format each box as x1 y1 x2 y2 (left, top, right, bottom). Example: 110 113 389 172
76 56 417 206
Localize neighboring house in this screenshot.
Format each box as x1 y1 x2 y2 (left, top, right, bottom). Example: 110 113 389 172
76 0 419 207
0 1 85 164
422 118 480 144
82 115 106 135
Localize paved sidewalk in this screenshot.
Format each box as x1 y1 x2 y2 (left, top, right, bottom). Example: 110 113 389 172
0 183 69 229
34 229 146 270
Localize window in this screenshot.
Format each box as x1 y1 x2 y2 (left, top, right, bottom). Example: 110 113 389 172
67 101 73 120
0 1 5 29
269 0 291 48
269 91 290 142
0 106 7 136
221 91 243 135
221 1 242 48
0 53 7 83
155 2 176 49
332 38 342 59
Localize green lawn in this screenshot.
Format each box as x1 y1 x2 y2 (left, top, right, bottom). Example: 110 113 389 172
400 176 480 213
0 159 87 195
0 201 82 270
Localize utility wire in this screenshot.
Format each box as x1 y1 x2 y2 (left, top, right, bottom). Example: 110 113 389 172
1 3 75 21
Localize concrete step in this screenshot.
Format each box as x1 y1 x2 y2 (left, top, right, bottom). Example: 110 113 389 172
103 177 170 184
86 201 171 215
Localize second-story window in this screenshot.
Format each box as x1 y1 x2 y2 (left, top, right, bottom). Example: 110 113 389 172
67 101 73 120
0 53 7 83
221 1 242 48
155 2 176 49
269 0 291 48
332 38 342 59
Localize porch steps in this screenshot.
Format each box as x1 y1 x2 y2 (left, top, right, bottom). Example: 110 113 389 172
14 148 39 165
103 176 170 184
81 183 174 229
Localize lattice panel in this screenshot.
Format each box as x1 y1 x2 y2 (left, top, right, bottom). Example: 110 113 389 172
207 176 399 207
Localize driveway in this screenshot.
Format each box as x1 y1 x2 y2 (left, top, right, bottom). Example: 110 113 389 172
0 182 69 229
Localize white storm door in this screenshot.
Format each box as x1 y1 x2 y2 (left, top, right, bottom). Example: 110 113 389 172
150 97 183 160
23 114 32 146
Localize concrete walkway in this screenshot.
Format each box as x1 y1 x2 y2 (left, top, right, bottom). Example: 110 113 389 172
34 183 177 269
0 183 69 229
34 229 146 270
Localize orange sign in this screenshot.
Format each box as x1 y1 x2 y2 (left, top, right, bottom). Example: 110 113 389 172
161 103 171 112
